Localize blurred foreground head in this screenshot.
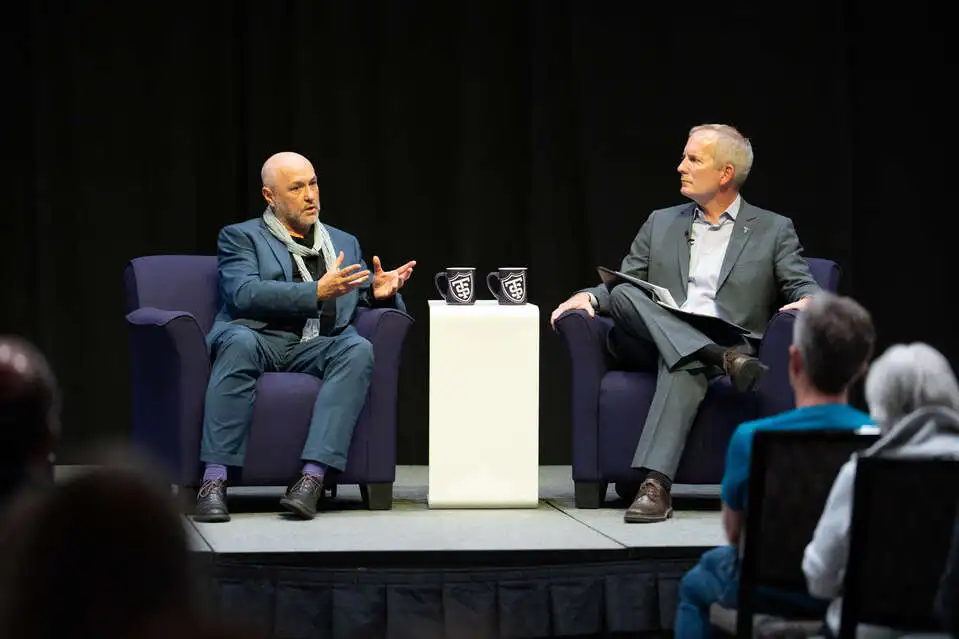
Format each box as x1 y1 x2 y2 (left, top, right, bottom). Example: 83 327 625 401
0 460 198 639
0 336 60 498
0 452 268 639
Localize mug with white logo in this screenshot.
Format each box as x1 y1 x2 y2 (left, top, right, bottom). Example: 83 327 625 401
486 267 528 305
434 267 476 305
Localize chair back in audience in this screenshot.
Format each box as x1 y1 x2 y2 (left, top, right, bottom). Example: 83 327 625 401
838 456 959 638
736 428 879 637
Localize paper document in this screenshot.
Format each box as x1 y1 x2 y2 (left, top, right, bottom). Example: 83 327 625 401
597 267 678 309
596 266 752 339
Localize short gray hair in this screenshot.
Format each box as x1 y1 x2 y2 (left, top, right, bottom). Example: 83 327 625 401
689 124 754 189
864 342 959 431
792 291 875 394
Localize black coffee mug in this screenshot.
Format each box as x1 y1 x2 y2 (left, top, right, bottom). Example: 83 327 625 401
486 267 528 305
434 267 476 305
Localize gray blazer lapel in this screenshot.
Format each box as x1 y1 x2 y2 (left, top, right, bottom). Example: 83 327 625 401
671 204 696 288
717 202 759 291
260 227 293 281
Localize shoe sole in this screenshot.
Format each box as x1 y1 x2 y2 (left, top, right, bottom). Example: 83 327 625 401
279 498 316 520
192 512 230 523
732 360 769 393
624 507 673 524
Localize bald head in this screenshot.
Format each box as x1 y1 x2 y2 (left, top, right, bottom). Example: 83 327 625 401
260 152 320 235
0 336 60 489
261 152 313 189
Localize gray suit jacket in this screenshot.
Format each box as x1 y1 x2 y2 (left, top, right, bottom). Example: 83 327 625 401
583 199 820 338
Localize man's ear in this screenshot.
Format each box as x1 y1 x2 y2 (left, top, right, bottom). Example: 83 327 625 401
719 163 736 188
789 344 802 377
262 186 275 208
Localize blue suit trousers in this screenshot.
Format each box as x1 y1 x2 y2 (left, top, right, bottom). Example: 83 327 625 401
199 324 373 471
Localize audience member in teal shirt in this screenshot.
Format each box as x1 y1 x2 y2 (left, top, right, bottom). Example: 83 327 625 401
721 403 873 511
674 291 876 638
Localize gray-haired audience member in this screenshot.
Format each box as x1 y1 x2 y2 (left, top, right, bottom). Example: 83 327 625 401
0 336 60 505
803 342 959 637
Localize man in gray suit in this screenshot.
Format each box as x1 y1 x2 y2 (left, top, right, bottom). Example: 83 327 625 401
550 124 820 523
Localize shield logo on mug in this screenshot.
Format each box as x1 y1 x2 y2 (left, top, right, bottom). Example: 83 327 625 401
448 272 474 303
501 272 526 303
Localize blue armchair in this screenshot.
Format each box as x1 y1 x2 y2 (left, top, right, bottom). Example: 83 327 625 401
554 258 840 508
123 255 413 509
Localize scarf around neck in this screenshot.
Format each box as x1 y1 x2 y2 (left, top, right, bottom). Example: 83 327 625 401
262 207 337 342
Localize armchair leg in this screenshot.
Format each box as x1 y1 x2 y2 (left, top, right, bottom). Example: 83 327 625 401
574 481 607 509
360 483 393 511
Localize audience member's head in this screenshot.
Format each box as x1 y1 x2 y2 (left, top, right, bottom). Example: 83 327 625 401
0 336 60 499
864 342 959 432
789 291 875 399
0 459 204 639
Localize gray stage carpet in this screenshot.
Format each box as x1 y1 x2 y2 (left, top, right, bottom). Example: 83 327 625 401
187 465 723 554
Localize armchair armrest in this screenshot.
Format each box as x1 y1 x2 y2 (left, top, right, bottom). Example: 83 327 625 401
554 310 614 481
125 307 211 486
756 310 799 418
351 307 415 482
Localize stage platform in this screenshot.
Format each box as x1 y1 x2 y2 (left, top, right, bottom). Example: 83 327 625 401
182 466 722 638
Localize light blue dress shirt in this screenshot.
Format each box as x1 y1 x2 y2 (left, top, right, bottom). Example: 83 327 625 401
681 195 742 318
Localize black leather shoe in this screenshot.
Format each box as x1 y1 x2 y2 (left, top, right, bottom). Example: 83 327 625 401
193 479 230 523
279 474 324 519
723 350 769 393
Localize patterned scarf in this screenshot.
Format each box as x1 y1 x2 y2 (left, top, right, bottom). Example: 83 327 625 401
262 206 337 342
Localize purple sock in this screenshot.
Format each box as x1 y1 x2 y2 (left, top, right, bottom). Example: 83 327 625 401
203 464 227 482
302 462 326 478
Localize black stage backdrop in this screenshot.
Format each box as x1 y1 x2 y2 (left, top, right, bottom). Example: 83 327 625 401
0 1 952 464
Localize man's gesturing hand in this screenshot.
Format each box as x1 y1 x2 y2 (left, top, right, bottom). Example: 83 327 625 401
316 251 371 300
549 292 595 329
372 256 416 300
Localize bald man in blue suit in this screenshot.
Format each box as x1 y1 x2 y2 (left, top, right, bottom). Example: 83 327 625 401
194 152 415 523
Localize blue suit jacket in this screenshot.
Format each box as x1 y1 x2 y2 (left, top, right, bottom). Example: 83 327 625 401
207 217 405 343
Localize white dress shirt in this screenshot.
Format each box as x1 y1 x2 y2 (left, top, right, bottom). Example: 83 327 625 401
680 194 741 318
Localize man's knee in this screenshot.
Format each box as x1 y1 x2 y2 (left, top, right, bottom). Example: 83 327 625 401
679 563 708 606
341 336 374 372
700 544 737 572
213 326 260 361
609 284 652 325
679 545 737 607
608 285 633 318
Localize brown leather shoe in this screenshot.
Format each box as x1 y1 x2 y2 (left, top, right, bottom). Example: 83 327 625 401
624 477 673 523
722 350 769 393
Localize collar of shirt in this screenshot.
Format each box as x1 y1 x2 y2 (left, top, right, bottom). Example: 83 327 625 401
693 193 742 225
